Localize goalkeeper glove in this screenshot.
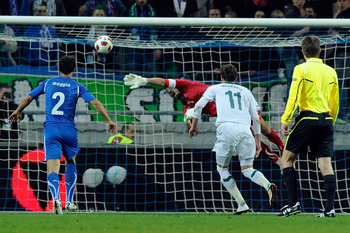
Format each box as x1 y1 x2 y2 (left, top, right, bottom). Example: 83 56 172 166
124 73 147 89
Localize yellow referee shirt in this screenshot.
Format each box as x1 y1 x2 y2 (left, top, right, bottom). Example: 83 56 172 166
281 58 339 125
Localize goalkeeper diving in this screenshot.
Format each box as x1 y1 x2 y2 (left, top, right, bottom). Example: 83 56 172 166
124 72 284 169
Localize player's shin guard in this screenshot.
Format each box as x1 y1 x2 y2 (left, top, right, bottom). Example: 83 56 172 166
283 167 298 206
242 167 270 191
265 128 284 153
323 174 336 212
65 164 77 203
47 172 60 200
217 166 246 205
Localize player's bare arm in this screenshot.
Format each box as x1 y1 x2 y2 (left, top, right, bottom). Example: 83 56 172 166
9 95 33 123
260 118 272 136
146 77 166 86
90 99 117 134
188 117 199 138
254 134 262 158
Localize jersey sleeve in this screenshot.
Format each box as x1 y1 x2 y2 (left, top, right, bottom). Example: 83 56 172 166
193 86 215 119
78 83 96 103
173 79 194 90
249 93 261 135
28 80 47 99
166 79 175 88
329 75 339 124
281 66 303 124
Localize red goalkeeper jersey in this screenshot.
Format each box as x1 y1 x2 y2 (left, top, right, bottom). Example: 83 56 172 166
166 79 217 117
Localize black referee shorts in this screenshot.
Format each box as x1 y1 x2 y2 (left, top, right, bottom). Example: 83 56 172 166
285 111 334 159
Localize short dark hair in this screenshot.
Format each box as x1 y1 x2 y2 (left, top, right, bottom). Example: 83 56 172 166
301 35 321 58
209 6 221 11
59 56 76 75
303 2 315 10
220 64 238 81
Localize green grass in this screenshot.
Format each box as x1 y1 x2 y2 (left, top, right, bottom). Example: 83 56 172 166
1 212 349 233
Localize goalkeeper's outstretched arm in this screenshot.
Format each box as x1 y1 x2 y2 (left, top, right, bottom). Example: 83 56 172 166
146 78 166 86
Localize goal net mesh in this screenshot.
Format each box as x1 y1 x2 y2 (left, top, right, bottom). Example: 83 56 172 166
0 18 349 213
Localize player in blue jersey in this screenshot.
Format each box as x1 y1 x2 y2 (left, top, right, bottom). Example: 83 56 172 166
9 56 117 215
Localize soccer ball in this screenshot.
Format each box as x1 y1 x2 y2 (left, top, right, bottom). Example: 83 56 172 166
106 166 127 185
94 35 113 54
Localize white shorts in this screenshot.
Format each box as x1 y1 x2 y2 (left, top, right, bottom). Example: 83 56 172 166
213 122 255 167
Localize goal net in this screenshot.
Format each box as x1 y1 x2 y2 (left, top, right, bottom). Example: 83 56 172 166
0 16 349 213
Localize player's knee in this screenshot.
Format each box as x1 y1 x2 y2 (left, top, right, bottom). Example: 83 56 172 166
67 160 75 165
65 158 75 165
64 155 76 165
217 166 232 183
241 167 254 179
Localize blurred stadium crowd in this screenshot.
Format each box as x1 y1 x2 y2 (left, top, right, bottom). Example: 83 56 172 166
0 0 341 19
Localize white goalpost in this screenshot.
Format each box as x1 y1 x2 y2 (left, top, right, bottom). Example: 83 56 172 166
0 16 349 213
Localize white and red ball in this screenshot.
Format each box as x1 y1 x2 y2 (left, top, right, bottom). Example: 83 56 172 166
94 35 113 54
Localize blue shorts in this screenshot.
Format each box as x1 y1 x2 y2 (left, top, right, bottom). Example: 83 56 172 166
43 124 80 161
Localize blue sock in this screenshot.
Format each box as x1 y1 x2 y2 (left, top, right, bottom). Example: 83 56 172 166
65 164 77 203
47 172 60 200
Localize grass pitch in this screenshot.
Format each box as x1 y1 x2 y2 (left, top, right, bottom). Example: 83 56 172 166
1 212 349 233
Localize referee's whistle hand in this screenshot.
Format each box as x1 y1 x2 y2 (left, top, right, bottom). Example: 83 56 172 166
280 123 289 136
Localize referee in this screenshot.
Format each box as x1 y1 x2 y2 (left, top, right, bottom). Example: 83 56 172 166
278 35 339 217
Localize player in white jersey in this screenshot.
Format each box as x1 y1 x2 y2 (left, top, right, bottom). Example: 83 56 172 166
189 64 278 214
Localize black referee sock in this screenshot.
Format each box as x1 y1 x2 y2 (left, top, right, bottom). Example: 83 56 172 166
283 167 298 206
323 174 336 212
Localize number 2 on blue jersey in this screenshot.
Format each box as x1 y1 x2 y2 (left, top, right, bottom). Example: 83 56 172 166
51 92 65 115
